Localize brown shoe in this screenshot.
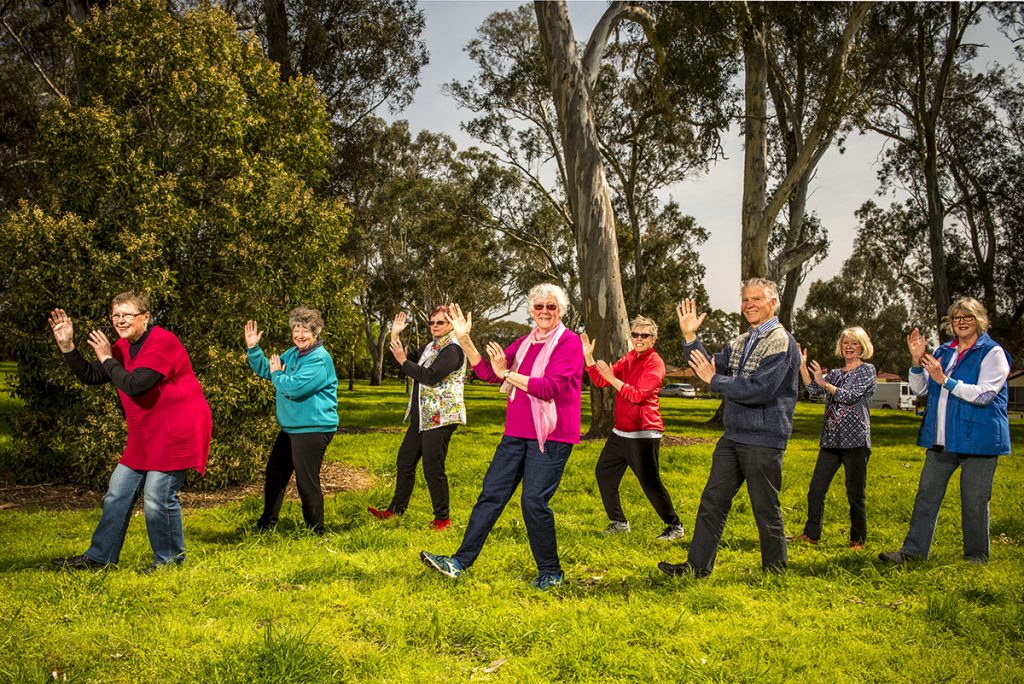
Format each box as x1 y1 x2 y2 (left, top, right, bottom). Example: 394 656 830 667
849 541 866 551
787 534 819 545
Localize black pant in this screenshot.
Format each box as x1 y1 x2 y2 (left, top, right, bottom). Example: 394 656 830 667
258 430 334 533
802 446 870 543
687 438 787 574
595 433 680 526
389 423 457 519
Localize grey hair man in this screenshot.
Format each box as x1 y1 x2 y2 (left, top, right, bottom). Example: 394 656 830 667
659 278 800 577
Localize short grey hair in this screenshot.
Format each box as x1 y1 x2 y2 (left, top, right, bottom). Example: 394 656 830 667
630 315 658 337
741 278 780 310
288 306 324 337
527 283 569 315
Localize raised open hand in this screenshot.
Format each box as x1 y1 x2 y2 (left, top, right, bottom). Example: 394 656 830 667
799 344 808 370
676 299 708 340
48 309 75 353
595 359 615 382
87 329 113 362
580 333 596 365
446 303 472 340
906 327 926 366
391 311 409 340
244 320 263 349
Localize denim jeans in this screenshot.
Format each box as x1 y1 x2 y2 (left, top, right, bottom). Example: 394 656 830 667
687 438 787 575
84 463 188 565
901 449 999 562
454 436 572 575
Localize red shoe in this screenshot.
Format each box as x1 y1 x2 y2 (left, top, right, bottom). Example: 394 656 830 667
368 506 395 520
431 518 452 531
787 534 819 545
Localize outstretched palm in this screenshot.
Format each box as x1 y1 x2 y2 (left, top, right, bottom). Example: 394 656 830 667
48 309 75 352
676 298 707 337
446 303 472 339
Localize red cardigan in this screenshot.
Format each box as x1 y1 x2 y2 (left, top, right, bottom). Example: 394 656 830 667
587 348 665 433
113 326 212 475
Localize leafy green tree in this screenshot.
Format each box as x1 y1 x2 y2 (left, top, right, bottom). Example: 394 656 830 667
0 0 352 489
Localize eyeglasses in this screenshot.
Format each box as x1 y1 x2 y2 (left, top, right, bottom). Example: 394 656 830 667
533 303 559 312
631 332 653 340
428 320 446 326
110 312 143 322
951 315 975 323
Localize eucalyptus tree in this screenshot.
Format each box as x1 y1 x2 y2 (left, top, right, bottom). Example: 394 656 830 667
334 118 514 385
857 2 984 326
735 1 873 289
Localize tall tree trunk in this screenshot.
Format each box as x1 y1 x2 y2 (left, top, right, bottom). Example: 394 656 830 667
778 179 810 328
264 0 292 80
535 0 630 439
740 21 770 280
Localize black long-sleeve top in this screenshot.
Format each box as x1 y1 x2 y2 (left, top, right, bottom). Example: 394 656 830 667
62 328 165 396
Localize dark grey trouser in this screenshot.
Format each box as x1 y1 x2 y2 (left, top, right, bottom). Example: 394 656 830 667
687 438 787 575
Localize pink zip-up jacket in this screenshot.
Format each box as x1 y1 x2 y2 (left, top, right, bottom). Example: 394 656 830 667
473 330 584 444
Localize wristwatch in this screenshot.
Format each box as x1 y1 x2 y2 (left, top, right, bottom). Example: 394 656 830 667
503 370 511 380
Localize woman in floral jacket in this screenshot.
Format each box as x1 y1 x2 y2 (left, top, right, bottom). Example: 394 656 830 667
368 306 466 530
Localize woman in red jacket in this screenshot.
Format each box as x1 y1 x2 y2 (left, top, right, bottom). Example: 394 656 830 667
585 316 684 541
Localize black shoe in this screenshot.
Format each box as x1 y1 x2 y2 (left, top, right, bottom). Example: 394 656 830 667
51 554 109 570
878 550 908 564
657 561 708 578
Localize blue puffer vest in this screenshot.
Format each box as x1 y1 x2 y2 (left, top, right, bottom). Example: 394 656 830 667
916 333 1011 456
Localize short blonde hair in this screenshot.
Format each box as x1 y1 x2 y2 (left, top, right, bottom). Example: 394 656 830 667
941 297 989 335
835 326 873 360
527 283 569 315
741 277 780 311
111 292 150 314
630 315 658 337
288 307 324 337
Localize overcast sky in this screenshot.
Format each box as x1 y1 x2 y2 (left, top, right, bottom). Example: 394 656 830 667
386 1 1018 313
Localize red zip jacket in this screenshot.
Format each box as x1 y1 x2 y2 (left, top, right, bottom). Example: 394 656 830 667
587 348 665 432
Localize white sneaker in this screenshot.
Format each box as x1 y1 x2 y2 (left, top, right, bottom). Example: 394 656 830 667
656 524 685 541
601 520 631 535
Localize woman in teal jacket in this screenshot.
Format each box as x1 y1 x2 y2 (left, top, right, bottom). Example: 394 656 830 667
245 307 338 534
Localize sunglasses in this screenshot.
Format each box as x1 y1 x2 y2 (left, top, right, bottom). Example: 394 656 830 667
533 303 559 312
631 332 653 340
428 320 447 326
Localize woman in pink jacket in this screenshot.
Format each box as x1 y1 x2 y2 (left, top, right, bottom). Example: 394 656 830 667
420 284 583 591
585 315 683 541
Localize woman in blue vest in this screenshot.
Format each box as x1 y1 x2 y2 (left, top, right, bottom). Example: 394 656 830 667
879 297 1011 564
368 306 466 530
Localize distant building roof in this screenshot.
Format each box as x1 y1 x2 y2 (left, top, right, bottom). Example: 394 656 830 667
877 372 903 382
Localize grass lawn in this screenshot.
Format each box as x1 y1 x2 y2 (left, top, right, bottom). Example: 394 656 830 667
0 377 1022 682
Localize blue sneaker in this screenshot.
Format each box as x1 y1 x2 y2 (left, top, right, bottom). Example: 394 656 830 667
420 551 463 579
530 572 565 591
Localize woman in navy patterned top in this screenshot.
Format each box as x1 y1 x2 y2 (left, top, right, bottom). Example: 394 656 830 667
792 327 877 549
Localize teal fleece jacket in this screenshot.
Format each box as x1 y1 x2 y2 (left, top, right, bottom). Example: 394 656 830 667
248 344 339 433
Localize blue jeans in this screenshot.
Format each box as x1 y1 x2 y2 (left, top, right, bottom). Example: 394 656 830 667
454 436 572 575
901 449 999 562
84 464 188 566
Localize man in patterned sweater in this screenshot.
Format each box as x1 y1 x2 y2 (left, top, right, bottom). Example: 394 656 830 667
658 278 800 578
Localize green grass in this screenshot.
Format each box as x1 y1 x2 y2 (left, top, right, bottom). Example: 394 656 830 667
0 380 1022 682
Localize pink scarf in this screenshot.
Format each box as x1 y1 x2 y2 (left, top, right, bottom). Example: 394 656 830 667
502 322 566 452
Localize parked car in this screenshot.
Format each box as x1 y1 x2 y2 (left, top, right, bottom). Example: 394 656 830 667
660 383 696 398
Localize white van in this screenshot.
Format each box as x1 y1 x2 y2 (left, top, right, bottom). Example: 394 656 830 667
870 382 916 411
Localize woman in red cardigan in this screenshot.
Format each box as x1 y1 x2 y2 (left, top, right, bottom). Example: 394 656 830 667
586 315 684 541
48 292 212 572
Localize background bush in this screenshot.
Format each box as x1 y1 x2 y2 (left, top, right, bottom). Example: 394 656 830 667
0 0 354 489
